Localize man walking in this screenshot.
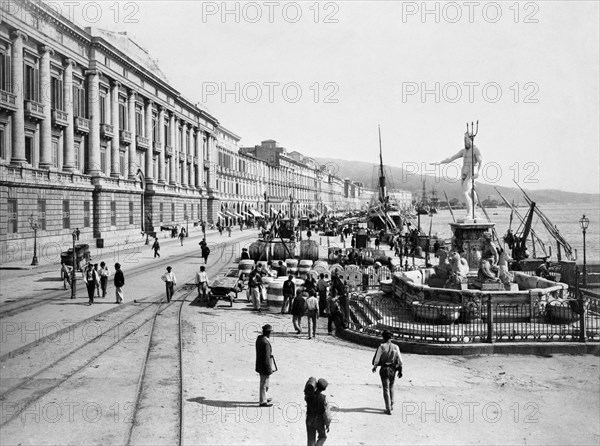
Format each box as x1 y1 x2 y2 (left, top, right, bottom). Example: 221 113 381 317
114 263 125 304
306 378 332 446
291 289 306 334
162 266 177 303
305 291 319 339
316 274 328 318
282 274 295 314
201 242 211 264
195 266 209 302
84 263 98 306
255 324 275 407
99 262 110 297
372 330 403 415
152 238 160 258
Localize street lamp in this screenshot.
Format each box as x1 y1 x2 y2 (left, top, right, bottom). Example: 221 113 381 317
28 213 40 266
579 214 589 287
184 211 189 237
71 229 77 299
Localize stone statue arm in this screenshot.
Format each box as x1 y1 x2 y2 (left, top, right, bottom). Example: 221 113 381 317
431 149 464 165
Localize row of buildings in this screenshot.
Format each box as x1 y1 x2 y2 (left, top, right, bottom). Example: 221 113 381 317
0 0 373 258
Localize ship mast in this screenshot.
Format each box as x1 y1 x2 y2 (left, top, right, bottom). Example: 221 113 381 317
378 125 386 204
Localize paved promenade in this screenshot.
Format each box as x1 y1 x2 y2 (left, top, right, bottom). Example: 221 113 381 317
1 227 599 445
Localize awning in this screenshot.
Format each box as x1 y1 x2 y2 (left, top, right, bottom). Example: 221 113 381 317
250 209 262 218
217 212 225 219
223 211 237 218
234 211 244 218
243 211 252 218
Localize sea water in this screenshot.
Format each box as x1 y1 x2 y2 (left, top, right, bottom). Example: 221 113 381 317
423 203 600 263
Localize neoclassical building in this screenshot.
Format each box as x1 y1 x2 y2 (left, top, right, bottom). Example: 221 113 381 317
0 1 370 260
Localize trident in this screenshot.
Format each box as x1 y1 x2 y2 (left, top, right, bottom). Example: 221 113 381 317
466 120 479 220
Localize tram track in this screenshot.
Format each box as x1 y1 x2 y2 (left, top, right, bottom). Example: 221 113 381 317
0 248 235 442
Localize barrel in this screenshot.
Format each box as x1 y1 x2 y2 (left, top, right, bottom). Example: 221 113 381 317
273 241 296 261
380 279 393 294
267 279 285 308
314 260 328 269
293 278 305 295
300 240 319 261
414 246 423 257
239 259 255 275
312 264 330 281
286 258 299 268
261 276 274 302
298 259 314 278
249 241 269 262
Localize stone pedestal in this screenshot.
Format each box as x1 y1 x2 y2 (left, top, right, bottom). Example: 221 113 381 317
450 221 495 271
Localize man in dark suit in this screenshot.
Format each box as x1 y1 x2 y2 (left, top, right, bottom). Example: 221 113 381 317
255 324 274 407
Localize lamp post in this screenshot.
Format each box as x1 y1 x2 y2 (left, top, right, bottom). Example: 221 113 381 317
28 213 40 266
71 229 77 299
184 211 189 237
579 214 589 287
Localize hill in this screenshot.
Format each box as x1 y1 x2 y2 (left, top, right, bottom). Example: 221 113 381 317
315 157 599 206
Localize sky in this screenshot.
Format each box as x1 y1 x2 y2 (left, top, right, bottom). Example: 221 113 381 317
47 0 599 193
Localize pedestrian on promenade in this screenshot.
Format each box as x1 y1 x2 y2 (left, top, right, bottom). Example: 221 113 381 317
240 221 244 231
291 289 306 334
305 291 319 339
304 274 317 297
195 265 209 302
201 242 211 264
152 238 160 258
255 324 275 407
372 330 403 415
99 262 110 297
374 236 380 250
351 235 356 249
316 274 328 317
75 227 80 241
93 263 101 298
327 296 345 334
61 261 72 290
84 263 98 306
227 226 232 237
114 263 125 304
179 228 185 246
306 377 332 446
282 274 295 314
248 270 262 311
162 266 177 303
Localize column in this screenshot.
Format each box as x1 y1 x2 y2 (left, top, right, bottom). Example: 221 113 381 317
169 113 177 185
38 46 54 168
62 58 75 171
128 90 137 178
181 123 187 187
10 30 27 165
193 128 200 188
144 98 153 182
110 80 120 177
158 106 166 183
86 69 101 175
187 124 194 187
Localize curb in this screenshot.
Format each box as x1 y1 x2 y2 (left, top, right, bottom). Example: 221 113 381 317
339 328 600 356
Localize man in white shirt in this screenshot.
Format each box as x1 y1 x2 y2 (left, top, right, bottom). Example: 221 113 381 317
304 291 320 340
161 266 177 303
372 330 403 415
195 265 209 302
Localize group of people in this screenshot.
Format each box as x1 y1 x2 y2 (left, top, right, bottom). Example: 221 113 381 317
255 324 404 445
82 262 125 305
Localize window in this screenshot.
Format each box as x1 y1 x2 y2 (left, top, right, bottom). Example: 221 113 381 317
52 138 59 167
110 201 117 226
51 74 63 110
62 200 70 229
100 146 107 173
74 141 80 170
83 201 90 227
164 118 169 146
25 135 33 165
159 202 163 222
119 151 126 177
99 90 108 124
152 113 158 141
72 78 86 118
0 124 6 160
171 202 175 221
129 201 134 225
183 204 187 220
8 199 18 233
37 199 46 230
135 104 143 135
118 98 127 130
24 62 39 101
0 50 10 92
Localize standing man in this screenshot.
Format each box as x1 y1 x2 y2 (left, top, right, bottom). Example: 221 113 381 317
75 227 80 241
179 229 185 246
114 263 125 304
195 266 209 302
162 266 177 303
372 330 403 415
248 270 262 312
255 324 275 407
316 274 328 318
84 263 98 306
291 289 306 334
201 242 211 264
99 262 110 298
306 378 332 446
152 238 161 258
93 264 101 298
282 274 295 314
305 291 319 340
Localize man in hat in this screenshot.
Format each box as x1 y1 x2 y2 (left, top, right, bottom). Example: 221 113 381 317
255 324 275 407
306 378 331 446
372 330 403 415
241 248 250 260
